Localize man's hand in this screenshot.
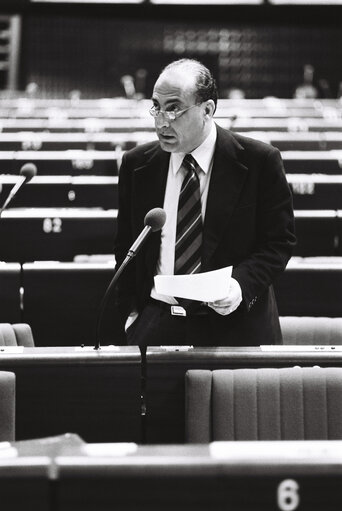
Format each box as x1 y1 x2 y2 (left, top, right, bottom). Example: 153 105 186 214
208 278 242 316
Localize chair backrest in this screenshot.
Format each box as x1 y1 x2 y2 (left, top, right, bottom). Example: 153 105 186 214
0 323 35 347
185 367 342 443
280 316 342 345
0 371 15 441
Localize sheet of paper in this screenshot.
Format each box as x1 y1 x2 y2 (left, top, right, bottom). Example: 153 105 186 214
154 266 232 303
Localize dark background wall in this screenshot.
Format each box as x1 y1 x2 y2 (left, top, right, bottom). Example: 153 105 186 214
17 5 342 98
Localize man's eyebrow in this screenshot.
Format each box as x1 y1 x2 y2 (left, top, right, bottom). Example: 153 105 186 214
151 97 181 105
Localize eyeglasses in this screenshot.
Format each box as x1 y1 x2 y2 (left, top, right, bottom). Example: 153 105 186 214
149 104 197 122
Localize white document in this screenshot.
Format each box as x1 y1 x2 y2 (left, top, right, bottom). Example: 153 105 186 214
154 266 232 303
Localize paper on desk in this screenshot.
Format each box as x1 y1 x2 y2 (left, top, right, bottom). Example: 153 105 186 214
154 266 232 302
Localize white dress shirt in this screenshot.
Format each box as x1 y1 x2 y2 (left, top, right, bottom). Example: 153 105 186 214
151 121 217 304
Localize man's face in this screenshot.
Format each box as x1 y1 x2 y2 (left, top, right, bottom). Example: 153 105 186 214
151 69 209 154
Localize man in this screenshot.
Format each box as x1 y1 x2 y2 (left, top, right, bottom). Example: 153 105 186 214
114 58 296 348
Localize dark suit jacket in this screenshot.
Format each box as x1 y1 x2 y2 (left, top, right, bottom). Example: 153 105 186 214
114 124 296 346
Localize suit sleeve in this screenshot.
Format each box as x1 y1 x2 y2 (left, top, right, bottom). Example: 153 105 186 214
232 146 296 312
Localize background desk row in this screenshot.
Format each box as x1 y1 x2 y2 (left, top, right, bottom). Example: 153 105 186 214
0 210 342 262
1 260 341 347
1 174 342 210
0 150 341 175
2 346 342 444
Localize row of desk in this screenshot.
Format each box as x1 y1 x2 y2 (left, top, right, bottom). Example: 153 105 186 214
1 116 342 133
4 434 342 510
1 174 342 210
1 346 342 444
3 435 342 510
0 149 342 175
1 96 339 117
0 209 341 261
1 130 342 151
1 259 341 347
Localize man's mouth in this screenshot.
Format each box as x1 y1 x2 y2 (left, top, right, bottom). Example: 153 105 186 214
159 132 175 140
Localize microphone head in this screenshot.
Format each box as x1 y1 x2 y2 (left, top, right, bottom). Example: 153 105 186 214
20 163 37 182
144 207 166 232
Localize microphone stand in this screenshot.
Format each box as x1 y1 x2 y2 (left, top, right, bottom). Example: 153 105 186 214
93 207 166 350
94 250 135 351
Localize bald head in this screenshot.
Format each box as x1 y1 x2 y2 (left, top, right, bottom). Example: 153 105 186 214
158 59 218 113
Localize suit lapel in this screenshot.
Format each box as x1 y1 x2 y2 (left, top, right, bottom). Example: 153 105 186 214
202 125 248 270
134 143 170 216
133 143 170 273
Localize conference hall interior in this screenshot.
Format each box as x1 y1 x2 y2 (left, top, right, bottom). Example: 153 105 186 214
0 0 342 509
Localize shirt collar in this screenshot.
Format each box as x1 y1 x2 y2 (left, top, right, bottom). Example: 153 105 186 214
171 122 217 176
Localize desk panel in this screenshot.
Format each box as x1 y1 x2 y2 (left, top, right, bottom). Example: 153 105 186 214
0 264 21 323
0 347 141 443
282 151 342 174
55 442 342 511
0 176 118 209
145 347 342 444
0 263 21 323
293 211 338 256
268 133 342 151
22 262 118 347
0 209 117 262
288 175 342 210
0 132 155 151
275 260 342 316
338 212 342 256
0 151 119 176
0 457 50 511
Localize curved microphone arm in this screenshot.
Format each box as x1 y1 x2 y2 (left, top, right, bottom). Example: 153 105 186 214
94 252 133 351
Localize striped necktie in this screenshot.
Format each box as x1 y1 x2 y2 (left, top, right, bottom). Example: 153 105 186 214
174 154 203 275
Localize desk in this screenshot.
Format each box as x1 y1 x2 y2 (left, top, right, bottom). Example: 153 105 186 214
258 131 342 151
0 209 117 262
0 175 118 209
282 151 342 174
0 456 50 511
0 263 21 323
0 132 155 151
3 437 342 510
288 175 342 210
54 441 342 511
275 259 342 317
293 210 338 256
145 346 342 444
22 262 118 346
0 150 119 176
0 346 141 443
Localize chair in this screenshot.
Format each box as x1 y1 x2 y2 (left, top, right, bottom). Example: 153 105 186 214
185 367 342 443
0 323 35 347
0 371 15 441
280 316 342 345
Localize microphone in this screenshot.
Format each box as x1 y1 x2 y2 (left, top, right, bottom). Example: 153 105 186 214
127 207 166 257
94 207 166 350
0 163 37 217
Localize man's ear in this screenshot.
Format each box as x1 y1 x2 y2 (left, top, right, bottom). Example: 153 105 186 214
204 100 215 118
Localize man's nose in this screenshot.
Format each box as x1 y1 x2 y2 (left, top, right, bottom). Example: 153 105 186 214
155 113 170 129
